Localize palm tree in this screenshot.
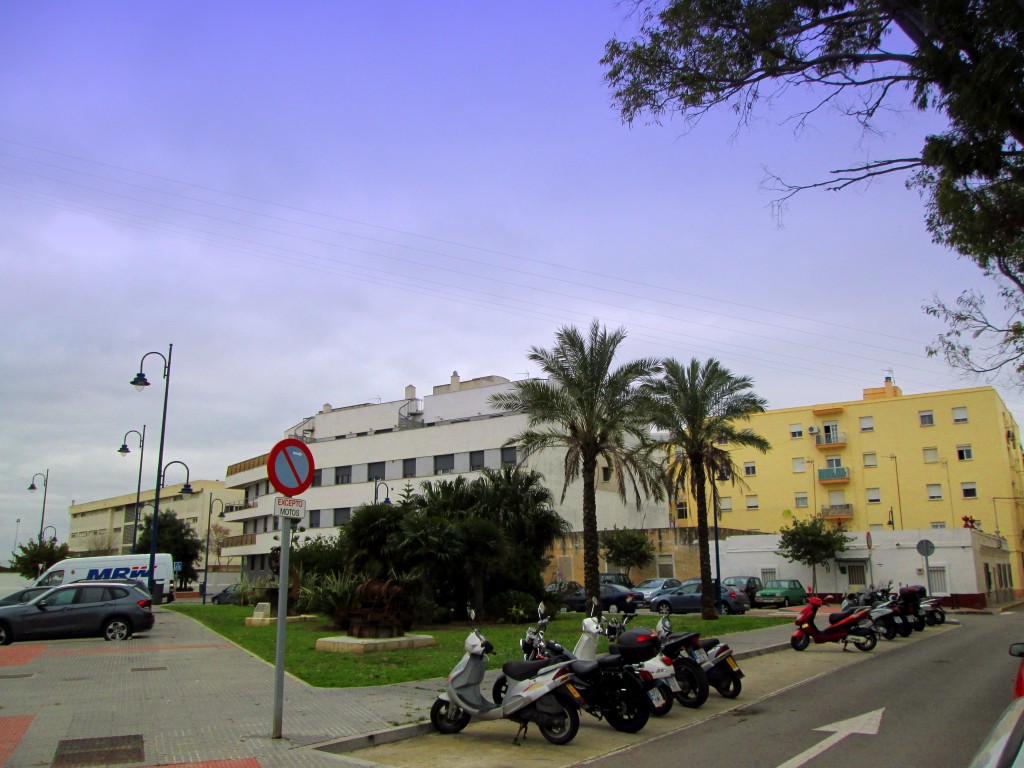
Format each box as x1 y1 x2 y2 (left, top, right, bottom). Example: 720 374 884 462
645 358 770 619
490 320 664 613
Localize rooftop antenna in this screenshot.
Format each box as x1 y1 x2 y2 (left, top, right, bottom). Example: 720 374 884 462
517 370 530 380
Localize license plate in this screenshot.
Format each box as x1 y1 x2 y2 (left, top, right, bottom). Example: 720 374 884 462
693 648 709 664
725 656 738 671
893 616 902 623
566 683 582 701
667 675 681 691
648 687 665 706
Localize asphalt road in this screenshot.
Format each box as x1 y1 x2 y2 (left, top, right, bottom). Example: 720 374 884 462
579 613 1021 768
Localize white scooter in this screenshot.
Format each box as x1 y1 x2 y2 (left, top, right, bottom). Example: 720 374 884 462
430 621 581 745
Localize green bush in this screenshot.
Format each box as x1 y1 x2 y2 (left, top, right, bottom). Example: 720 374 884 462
485 590 539 623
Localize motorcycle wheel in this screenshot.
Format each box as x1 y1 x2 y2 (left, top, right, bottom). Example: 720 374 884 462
673 657 710 708
538 701 580 745
878 619 897 641
925 611 938 626
603 682 651 733
852 630 877 652
896 621 913 638
492 675 507 705
430 698 471 734
934 608 946 625
649 681 674 717
912 615 926 632
716 669 742 699
791 634 810 651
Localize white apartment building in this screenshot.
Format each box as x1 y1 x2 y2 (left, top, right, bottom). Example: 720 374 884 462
221 371 668 577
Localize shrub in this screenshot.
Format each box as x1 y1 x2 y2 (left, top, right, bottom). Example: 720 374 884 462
485 590 539 623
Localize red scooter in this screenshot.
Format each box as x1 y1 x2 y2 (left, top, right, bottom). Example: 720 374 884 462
790 596 877 652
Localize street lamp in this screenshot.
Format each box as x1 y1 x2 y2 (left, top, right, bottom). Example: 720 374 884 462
118 426 146 553
41 526 57 542
374 479 391 505
203 494 226 605
991 497 1024 539
130 344 173 596
12 518 21 553
27 469 49 541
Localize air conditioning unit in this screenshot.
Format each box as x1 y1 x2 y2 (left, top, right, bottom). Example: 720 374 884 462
807 426 819 434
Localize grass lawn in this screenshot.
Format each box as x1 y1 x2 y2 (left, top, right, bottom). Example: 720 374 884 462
167 605 789 688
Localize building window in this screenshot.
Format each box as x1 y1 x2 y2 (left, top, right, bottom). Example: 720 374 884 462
952 406 969 423
403 458 416 478
795 492 808 508
602 466 612 482
826 456 842 469
309 510 321 528
434 454 455 474
744 462 756 477
923 447 939 464
719 496 733 511
790 424 803 438
859 416 874 432
927 483 943 500
792 457 806 473
312 469 323 487
931 521 947 529
335 466 352 484
367 462 385 481
333 508 351 526
961 482 978 499
746 495 759 510
761 568 777 583
676 501 688 519
919 410 934 426
470 450 485 471
867 488 881 504
863 452 877 467
501 446 517 466
957 445 973 461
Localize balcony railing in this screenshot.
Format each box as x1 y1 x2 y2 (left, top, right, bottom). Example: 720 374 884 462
820 504 854 518
223 533 256 548
815 432 848 447
817 467 851 482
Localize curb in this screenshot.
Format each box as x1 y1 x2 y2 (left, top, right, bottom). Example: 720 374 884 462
314 722 435 755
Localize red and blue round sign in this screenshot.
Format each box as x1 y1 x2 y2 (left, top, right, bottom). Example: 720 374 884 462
267 438 316 497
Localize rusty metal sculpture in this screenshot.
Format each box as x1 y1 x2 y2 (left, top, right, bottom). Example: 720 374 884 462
348 577 406 638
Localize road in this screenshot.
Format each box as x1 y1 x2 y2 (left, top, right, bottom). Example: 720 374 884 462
579 613 1021 768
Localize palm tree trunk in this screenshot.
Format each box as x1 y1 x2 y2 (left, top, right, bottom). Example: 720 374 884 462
582 453 601 617
692 459 717 620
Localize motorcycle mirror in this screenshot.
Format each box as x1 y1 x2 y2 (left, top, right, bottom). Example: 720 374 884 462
538 601 546 618
467 606 476 622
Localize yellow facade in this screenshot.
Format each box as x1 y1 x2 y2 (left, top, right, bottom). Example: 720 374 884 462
671 380 1024 586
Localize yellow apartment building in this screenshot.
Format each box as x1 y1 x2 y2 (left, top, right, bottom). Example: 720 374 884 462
671 378 1024 587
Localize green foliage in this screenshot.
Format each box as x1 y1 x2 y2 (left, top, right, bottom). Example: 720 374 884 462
296 570 362 626
642 357 769 619
599 529 655 578
603 1 1024 383
290 529 348 575
484 590 539 624
490 320 665 614
136 510 204 582
778 516 854 592
10 535 70 580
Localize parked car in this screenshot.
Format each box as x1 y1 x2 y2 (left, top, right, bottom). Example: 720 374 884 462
650 582 751 615
563 583 644 613
756 579 807 608
598 573 634 588
722 575 763 606
967 694 1024 767
210 583 242 605
73 577 150 595
1012 642 1024 698
0 582 154 645
0 587 50 606
633 577 683 607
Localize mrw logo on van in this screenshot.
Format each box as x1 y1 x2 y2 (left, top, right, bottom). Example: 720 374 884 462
86 566 152 580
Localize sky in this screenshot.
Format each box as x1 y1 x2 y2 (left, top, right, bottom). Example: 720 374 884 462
1 2 1018 561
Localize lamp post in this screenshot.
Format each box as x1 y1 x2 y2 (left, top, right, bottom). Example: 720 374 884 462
12 518 21 553
118 426 146 553
991 497 1024 539
203 494 226 605
41 526 57 542
374 479 391 505
27 469 49 542
888 454 904 529
130 344 173 596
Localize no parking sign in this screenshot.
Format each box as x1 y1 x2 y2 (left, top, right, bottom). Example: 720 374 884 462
267 438 315 497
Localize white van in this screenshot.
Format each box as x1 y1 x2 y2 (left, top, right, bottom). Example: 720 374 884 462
34 554 176 603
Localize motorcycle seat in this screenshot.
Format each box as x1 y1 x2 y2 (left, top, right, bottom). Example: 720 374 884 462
503 658 557 681
828 608 859 624
699 637 720 650
569 659 599 677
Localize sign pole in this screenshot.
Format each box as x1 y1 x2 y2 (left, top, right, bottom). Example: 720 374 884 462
272 518 292 739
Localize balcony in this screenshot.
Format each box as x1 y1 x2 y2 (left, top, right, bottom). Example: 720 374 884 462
815 432 848 448
224 533 256 548
818 467 851 484
820 504 854 519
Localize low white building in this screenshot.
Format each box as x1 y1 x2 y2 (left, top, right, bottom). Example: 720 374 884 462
222 372 667 578
715 527 1013 608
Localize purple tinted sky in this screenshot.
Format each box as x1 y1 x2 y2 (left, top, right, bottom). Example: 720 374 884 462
0 2 1014 557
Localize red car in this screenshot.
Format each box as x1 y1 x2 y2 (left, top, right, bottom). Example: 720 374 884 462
1012 643 1024 698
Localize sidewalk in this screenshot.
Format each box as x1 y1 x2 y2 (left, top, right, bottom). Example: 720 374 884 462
0 610 868 768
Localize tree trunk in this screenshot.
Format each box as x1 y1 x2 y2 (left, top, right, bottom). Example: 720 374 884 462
692 459 717 620
582 453 601 619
